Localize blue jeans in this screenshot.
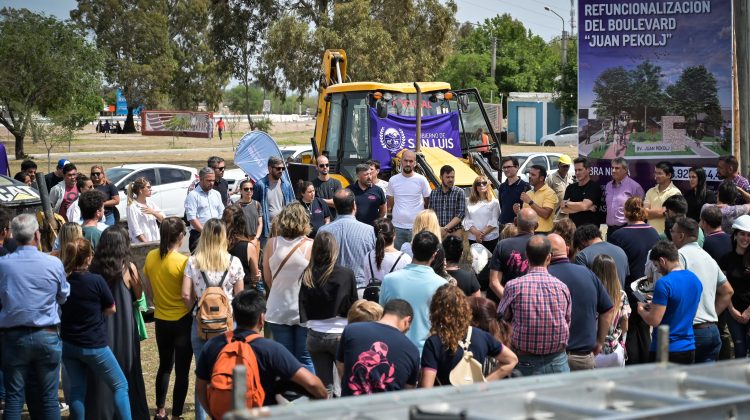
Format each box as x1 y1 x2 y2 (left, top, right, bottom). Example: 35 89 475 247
693 324 721 363
1 328 62 419
394 227 412 251
190 324 208 420
267 323 315 374
62 342 130 420
516 351 570 377
727 316 750 358
103 212 115 226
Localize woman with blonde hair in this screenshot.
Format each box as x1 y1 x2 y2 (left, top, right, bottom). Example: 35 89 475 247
262 202 315 371
464 175 501 252
299 232 358 396
181 218 244 420
591 254 630 368
52 222 83 259
420 284 517 387
90 164 120 225
401 209 441 257
126 177 164 243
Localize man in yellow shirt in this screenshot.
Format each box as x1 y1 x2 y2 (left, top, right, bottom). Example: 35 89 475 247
644 161 682 235
515 165 559 233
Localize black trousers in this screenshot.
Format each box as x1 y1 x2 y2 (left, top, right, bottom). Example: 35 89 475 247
648 350 695 365
154 314 193 415
189 229 201 253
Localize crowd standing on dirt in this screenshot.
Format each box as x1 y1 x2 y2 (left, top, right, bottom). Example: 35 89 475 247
1 152 750 418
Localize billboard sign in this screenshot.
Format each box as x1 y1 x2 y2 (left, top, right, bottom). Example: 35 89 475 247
578 0 732 191
141 110 214 138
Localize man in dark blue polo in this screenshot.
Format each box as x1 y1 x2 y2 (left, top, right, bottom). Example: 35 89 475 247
547 234 613 371
498 156 530 226
348 163 386 226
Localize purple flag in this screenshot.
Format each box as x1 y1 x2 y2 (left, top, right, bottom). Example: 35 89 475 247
370 108 461 171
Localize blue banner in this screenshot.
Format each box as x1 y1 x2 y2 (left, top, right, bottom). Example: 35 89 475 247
370 109 461 170
234 131 292 185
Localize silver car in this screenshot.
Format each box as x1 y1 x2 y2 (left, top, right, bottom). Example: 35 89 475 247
540 126 578 147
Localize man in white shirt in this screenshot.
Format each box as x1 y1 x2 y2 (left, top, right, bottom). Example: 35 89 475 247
386 150 431 249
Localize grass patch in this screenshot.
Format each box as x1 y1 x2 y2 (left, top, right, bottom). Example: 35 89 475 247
587 143 608 159
629 132 662 142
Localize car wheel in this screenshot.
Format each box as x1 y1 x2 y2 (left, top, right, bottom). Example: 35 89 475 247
544 140 555 147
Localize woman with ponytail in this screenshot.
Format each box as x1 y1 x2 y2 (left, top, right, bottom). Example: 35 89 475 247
299 232 358 397
126 177 164 243
60 238 131 420
362 218 412 287
143 217 192 420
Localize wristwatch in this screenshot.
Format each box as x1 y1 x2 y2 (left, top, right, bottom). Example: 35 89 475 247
528 200 535 206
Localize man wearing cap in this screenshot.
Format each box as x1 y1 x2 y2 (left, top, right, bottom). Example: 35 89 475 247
546 155 573 220
49 163 79 221
44 159 69 193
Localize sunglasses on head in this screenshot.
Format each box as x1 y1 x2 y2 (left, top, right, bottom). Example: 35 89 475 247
474 181 488 186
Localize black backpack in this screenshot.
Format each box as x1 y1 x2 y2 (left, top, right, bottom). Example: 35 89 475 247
362 252 405 302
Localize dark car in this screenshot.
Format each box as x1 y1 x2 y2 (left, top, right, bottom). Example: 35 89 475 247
0 174 42 217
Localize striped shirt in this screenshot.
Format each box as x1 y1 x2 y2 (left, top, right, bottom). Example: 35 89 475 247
498 267 571 355
428 186 466 231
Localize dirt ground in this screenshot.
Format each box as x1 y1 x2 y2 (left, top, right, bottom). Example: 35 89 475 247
2 121 577 175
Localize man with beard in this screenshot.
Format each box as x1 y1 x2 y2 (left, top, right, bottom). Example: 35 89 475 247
348 163 386 226
386 150 431 249
428 165 466 238
313 154 342 219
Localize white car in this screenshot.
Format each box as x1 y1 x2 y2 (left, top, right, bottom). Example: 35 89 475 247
280 145 313 163
540 126 578 147
502 152 566 183
106 164 198 220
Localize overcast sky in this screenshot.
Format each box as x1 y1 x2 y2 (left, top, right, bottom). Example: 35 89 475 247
1 0 576 41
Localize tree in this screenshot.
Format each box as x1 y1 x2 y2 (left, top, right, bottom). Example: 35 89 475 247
666 65 722 128
455 14 560 95
168 0 228 111
629 61 665 128
210 0 281 129
262 0 457 96
592 67 633 120
30 120 75 173
164 114 190 147
552 36 578 121
0 8 102 159
436 53 497 99
72 0 176 133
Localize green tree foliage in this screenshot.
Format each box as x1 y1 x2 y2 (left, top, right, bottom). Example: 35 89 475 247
436 53 497 100
222 85 317 114
456 15 559 95
551 35 577 121
629 61 666 127
168 0 228 111
262 0 456 97
665 65 722 127
0 8 102 159
592 67 633 120
72 0 176 133
210 0 281 129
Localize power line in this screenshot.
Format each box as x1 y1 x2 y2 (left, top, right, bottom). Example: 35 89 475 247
459 0 561 35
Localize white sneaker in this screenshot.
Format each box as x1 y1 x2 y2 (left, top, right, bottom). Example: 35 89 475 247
59 402 69 412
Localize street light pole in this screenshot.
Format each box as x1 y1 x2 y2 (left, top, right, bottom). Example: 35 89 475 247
545 6 567 126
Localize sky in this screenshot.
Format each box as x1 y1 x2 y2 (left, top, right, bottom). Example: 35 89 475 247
0 0 576 41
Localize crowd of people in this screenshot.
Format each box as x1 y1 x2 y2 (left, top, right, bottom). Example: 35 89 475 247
1 150 750 418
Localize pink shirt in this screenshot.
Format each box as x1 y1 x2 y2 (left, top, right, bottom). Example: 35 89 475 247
605 176 644 226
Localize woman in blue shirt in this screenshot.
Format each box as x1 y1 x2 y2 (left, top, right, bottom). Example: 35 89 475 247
60 238 130 420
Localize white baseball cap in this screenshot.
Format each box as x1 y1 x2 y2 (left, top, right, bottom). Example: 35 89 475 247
731 215 750 232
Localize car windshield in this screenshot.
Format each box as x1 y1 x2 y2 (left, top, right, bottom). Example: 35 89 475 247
515 156 528 168
0 176 18 187
106 168 134 185
281 150 295 160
